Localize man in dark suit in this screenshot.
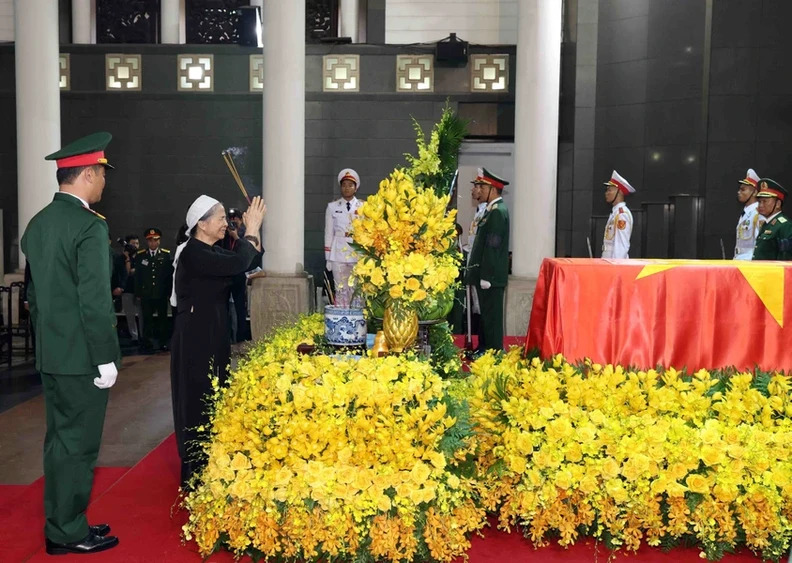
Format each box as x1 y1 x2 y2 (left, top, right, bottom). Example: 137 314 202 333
465 168 510 352
21 132 121 554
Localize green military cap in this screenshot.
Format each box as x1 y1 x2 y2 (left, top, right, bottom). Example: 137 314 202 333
756 178 787 201
45 132 115 170
144 228 162 240
471 167 509 189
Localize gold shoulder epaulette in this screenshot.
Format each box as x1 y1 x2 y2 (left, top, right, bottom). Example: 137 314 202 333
161 248 170 253
137 249 147 254
82 207 106 221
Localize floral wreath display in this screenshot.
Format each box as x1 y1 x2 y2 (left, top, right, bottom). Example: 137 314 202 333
183 315 792 562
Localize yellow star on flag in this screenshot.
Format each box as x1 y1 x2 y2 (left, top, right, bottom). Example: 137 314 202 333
635 259 786 327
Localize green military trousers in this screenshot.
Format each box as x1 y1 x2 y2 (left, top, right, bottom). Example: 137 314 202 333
40 372 109 544
476 286 505 351
141 297 169 346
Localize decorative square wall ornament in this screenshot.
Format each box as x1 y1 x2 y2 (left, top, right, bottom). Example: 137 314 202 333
250 54 264 91
106 54 142 91
470 54 509 92
323 54 360 92
396 55 433 92
59 54 70 91
178 54 214 91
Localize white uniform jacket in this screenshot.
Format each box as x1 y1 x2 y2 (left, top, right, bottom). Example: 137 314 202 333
465 202 488 264
324 197 363 263
734 201 764 261
602 204 633 259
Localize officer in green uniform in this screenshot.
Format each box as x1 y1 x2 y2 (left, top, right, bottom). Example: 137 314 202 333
21 132 120 555
135 228 172 352
465 168 510 351
752 178 792 260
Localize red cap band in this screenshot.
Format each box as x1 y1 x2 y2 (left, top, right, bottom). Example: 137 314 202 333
611 178 630 195
474 175 505 190
758 187 785 201
56 151 106 169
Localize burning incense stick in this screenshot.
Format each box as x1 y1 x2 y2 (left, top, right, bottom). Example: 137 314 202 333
221 150 251 204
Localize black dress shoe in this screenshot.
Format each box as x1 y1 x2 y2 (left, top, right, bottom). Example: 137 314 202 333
89 523 111 536
45 532 119 555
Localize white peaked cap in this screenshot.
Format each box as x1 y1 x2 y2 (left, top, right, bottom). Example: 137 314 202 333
740 168 760 187
337 168 360 188
603 170 635 194
186 195 220 230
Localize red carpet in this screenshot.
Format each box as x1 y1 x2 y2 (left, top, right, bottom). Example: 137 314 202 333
1 433 760 562
0 466 129 562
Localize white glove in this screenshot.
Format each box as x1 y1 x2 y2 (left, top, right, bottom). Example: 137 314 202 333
326 261 333 272
480 280 492 289
94 362 118 389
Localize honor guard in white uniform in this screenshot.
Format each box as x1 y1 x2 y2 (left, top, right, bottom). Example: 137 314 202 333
467 204 488 258
734 168 764 260
601 170 635 259
325 168 363 307
464 171 489 314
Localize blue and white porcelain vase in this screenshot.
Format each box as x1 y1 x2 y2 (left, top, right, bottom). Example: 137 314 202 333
324 306 367 347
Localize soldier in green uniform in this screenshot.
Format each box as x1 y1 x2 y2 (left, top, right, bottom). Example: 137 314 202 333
20 132 120 555
752 178 792 260
465 168 510 352
135 228 173 352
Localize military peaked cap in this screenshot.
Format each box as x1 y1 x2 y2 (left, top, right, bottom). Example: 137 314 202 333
45 132 115 170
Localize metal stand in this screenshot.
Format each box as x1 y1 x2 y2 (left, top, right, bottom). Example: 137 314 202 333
416 319 443 356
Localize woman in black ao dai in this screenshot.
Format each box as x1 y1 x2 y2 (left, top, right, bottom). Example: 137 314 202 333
169 195 265 486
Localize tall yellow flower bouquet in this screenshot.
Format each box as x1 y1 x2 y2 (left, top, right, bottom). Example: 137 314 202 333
350 169 461 321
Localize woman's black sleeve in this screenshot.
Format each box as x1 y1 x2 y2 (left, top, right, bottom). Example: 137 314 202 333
187 239 259 277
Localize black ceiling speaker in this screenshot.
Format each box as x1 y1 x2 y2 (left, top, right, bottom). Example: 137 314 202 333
237 6 262 47
436 33 469 67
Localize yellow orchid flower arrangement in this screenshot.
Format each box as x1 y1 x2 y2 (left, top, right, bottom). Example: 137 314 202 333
182 311 792 562
350 169 461 315
467 350 792 562
182 314 486 562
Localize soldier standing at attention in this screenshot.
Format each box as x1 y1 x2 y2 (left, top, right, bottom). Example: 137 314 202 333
135 228 173 352
324 168 363 307
734 168 763 260
464 172 490 348
21 131 120 555
601 170 635 259
752 179 792 260
465 168 510 352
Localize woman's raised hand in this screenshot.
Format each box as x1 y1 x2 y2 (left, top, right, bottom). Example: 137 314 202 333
243 196 266 233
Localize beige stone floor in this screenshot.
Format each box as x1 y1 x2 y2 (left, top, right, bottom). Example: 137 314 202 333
0 353 175 485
